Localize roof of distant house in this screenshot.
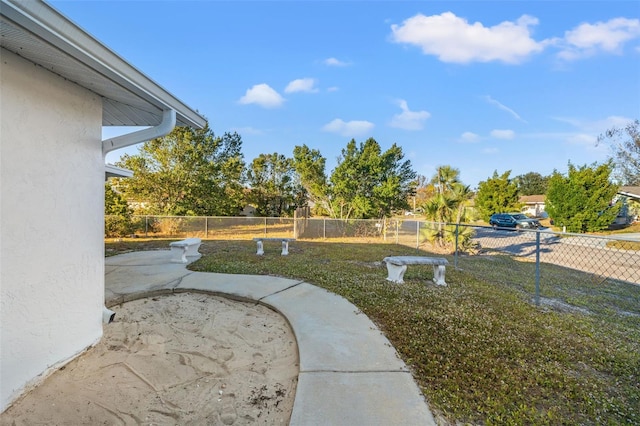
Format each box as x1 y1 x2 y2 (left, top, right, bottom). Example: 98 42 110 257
519 195 545 204
0 0 206 129
619 186 640 200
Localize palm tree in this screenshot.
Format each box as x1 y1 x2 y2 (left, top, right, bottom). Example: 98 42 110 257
451 183 474 223
421 166 475 248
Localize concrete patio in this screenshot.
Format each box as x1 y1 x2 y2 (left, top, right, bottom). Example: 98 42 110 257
105 250 437 425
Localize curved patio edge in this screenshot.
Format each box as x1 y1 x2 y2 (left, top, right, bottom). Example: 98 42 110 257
105 250 437 425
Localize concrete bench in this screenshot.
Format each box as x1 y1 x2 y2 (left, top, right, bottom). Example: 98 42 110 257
383 256 449 286
169 238 202 263
252 237 296 256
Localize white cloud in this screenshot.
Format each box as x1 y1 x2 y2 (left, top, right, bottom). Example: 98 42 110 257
548 115 633 154
566 133 606 152
461 132 480 142
390 12 545 64
322 119 374 137
567 133 595 146
558 17 640 60
324 57 349 67
484 96 526 122
483 147 499 154
238 84 285 108
327 86 340 92
389 100 430 130
285 78 319 94
490 129 515 139
552 115 634 133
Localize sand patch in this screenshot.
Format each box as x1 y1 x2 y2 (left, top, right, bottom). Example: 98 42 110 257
1 293 298 425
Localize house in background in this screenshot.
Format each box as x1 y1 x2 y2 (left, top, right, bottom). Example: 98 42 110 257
519 186 640 224
1 0 205 411
519 195 547 218
614 186 640 224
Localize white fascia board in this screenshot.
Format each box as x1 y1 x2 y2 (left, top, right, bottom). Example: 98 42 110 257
618 191 640 201
105 164 134 179
1 0 206 129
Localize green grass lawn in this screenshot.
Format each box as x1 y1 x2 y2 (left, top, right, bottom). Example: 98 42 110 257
106 238 640 425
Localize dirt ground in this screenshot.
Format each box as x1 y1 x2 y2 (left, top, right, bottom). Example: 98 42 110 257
1 293 299 425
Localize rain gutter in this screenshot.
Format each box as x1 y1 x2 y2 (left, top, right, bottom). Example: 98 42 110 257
102 109 176 156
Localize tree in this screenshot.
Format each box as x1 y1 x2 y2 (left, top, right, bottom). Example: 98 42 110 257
246 153 306 217
293 139 416 219
115 125 245 216
329 138 416 219
104 181 134 237
475 170 520 221
545 162 620 233
515 172 549 195
292 145 334 216
597 119 640 185
409 174 432 211
420 166 474 248
424 166 473 224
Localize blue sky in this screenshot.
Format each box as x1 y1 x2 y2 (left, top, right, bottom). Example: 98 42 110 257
51 1 639 188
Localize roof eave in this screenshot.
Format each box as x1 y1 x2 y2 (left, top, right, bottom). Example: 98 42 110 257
0 0 206 129
105 164 134 179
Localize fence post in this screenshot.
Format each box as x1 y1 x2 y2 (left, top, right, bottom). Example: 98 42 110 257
205 217 208 238
383 217 386 242
454 223 459 270
323 218 326 239
145 215 148 237
396 220 399 244
535 231 541 306
416 221 420 249
293 211 298 239
264 217 267 237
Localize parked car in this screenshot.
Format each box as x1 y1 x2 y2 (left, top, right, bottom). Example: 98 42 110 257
489 213 542 230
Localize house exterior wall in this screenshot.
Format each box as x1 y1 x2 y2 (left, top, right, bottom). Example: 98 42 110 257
521 203 545 217
0 49 104 410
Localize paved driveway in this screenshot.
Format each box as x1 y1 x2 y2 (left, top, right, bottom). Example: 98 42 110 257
472 227 640 284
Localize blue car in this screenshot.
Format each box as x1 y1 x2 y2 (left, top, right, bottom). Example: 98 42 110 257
489 213 542 230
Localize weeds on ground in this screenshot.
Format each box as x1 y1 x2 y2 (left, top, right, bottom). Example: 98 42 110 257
106 239 640 425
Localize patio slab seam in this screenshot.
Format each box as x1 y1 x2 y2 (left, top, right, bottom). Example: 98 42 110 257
256 280 306 302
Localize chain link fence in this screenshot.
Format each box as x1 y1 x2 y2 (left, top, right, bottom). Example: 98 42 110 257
109 215 640 296
453 224 640 308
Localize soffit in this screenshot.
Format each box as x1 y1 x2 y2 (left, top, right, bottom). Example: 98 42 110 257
0 0 206 129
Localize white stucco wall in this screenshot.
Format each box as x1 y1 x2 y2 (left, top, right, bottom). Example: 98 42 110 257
0 48 105 411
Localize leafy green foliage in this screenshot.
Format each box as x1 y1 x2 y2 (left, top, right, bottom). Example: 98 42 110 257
104 181 133 237
116 125 245 216
515 171 550 195
420 222 476 253
245 153 306 217
597 119 640 185
546 162 620 233
424 166 474 223
420 166 474 248
332 138 416 219
294 139 416 219
475 170 521 221
292 145 331 216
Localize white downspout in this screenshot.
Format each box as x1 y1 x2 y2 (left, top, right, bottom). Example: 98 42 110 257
102 109 176 324
102 109 176 156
